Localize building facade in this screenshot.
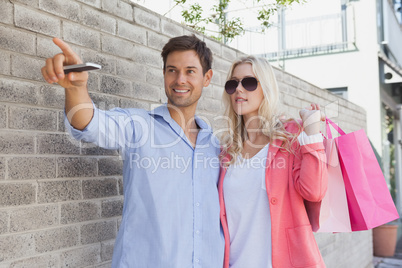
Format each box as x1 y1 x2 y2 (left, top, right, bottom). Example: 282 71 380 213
229 0 402 219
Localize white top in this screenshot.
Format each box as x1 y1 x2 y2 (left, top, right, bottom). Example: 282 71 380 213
224 144 272 268
223 132 322 268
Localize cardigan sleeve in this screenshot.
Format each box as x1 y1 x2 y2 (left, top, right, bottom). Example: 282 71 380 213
292 139 328 202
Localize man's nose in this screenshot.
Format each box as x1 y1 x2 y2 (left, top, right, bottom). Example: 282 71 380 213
175 72 186 84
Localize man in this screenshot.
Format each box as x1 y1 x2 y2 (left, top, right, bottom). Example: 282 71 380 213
41 35 224 267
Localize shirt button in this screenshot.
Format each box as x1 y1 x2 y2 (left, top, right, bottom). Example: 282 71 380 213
196 230 200 235
271 198 278 205
196 202 200 207
195 259 200 263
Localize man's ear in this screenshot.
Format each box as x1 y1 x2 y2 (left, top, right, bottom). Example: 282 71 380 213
203 69 213 87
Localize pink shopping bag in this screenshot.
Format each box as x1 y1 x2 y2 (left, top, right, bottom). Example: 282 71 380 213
326 118 399 231
317 137 351 232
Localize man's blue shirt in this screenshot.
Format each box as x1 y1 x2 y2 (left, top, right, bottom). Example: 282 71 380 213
66 103 224 268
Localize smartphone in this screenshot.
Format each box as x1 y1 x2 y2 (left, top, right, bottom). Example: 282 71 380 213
63 63 102 74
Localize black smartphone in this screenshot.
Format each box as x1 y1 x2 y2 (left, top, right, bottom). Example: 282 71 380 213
63 63 102 74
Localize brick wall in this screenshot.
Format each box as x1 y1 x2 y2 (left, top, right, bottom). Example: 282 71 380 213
0 0 372 267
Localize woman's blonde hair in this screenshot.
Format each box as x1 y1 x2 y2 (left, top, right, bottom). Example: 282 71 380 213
219 55 299 164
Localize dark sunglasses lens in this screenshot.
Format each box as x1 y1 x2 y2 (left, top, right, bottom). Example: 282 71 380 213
242 77 258 91
225 80 237 94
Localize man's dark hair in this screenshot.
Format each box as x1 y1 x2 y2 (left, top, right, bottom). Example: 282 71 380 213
161 35 213 75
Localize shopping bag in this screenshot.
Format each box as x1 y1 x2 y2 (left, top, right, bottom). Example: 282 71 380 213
316 137 351 232
326 118 399 231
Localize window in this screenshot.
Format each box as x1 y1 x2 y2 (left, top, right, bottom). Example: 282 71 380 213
327 87 348 99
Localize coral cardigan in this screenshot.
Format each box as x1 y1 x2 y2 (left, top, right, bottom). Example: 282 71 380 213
218 124 328 268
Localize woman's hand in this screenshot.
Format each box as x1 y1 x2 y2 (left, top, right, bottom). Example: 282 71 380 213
299 103 325 135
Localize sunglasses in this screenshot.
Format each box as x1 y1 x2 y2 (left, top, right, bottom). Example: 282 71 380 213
224 77 259 95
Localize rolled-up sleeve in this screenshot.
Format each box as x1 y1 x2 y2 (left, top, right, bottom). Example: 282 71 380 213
65 104 145 151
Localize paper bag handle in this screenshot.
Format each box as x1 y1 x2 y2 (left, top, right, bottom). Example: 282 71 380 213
326 118 346 139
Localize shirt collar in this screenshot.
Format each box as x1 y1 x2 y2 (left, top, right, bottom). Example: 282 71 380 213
149 103 212 133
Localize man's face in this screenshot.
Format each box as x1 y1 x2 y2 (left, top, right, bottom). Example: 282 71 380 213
163 50 212 111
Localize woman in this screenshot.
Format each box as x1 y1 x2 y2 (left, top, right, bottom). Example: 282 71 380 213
218 56 328 268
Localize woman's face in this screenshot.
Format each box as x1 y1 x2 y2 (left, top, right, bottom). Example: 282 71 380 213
229 63 264 119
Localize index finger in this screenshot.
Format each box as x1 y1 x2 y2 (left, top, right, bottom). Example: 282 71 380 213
53 38 82 65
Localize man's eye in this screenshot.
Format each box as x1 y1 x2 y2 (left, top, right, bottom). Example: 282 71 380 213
168 69 175 73
188 70 195 74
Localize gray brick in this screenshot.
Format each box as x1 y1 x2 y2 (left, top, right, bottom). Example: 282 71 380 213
10 205 58 232
80 143 119 156
82 5 116 34
118 177 123 195
273 67 283 82
0 233 35 262
222 45 237 61
8 254 60 268
81 49 117 75
38 84 65 109
147 31 170 51
37 180 81 203
57 157 98 178
96 261 113 268
101 34 136 60
102 0 133 20
0 50 10 75
77 0 101 8
0 183 36 207
61 201 101 224
35 226 79 253
100 74 132 97
0 79 38 105
82 178 118 199
0 25 36 54
11 0 39 8
58 110 65 132
37 36 64 59
37 133 80 155
80 220 116 244
200 97 221 113
98 157 123 176
115 59 145 81
133 6 160 31
0 132 35 154
146 66 164 87
0 0 14 24
117 20 146 45
204 37 221 56
132 81 161 102
213 57 231 73
87 72 101 92
0 106 6 129
63 21 101 50
210 70 222 87
160 88 168 103
9 106 58 131
101 198 123 218
132 45 162 68
14 4 61 36
39 0 81 21
161 18 184 37
89 92 120 110
101 240 115 262
11 54 45 82
119 98 150 110
61 244 101 268
0 211 8 234
8 157 56 180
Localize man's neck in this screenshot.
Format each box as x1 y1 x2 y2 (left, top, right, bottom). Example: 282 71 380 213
168 104 200 147
167 105 198 132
